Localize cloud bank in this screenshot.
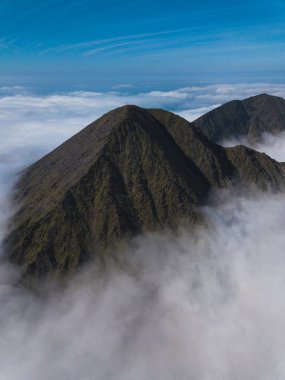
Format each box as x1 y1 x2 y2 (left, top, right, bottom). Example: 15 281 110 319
1 84 285 379
1 82 285 159
2 192 285 380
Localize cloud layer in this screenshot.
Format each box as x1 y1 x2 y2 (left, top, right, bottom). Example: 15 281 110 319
1 82 285 179
2 191 285 380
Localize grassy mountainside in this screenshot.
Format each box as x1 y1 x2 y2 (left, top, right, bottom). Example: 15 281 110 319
4 105 285 278
193 94 285 142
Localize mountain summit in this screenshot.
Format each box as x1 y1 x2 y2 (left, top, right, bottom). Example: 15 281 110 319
193 93 285 142
5 105 285 278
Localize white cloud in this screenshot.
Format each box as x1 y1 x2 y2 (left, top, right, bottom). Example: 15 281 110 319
222 132 285 162
177 104 220 121
1 191 285 379
148 90 190 99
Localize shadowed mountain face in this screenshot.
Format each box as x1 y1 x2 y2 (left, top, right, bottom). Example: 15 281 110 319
4 105 285 278
193 94 285 142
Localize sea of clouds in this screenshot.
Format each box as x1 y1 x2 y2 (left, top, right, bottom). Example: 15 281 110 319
1 83 285 379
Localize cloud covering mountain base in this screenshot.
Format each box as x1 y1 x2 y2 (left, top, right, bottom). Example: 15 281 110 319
1 191 285 380
1 84 285 379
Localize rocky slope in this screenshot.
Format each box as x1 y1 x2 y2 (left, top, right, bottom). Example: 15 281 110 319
4 105 285 278
193 93 285 142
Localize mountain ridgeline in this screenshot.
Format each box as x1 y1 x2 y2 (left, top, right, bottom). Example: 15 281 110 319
193 93 285 142
5 100 285 278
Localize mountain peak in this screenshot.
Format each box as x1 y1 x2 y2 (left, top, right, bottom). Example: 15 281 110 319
5 105 285 278
251 93 271 98
193 93 285 142
106 104 145 119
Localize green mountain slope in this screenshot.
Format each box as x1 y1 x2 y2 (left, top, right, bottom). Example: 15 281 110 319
4 105 285 278
193 93 285 142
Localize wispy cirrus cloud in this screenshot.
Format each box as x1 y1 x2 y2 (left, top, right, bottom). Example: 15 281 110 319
0 37 17 50
37 19 285 59
40 27 196 55
84 39 156 56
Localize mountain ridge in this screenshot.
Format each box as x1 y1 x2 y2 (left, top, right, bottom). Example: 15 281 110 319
4 104 285 278
193 93 285 142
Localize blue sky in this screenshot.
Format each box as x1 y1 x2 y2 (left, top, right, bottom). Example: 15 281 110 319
0 0 285 91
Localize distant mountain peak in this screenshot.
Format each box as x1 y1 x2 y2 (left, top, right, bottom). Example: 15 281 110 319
193 93 285 142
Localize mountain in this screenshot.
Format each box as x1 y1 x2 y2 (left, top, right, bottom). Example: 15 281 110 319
193 94 285 142
4 105 285 278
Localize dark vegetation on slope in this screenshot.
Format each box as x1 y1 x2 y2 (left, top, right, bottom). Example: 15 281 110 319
4 104 285 278
193 94 285 142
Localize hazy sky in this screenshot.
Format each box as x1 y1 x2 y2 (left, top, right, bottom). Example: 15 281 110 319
1 0 285 90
